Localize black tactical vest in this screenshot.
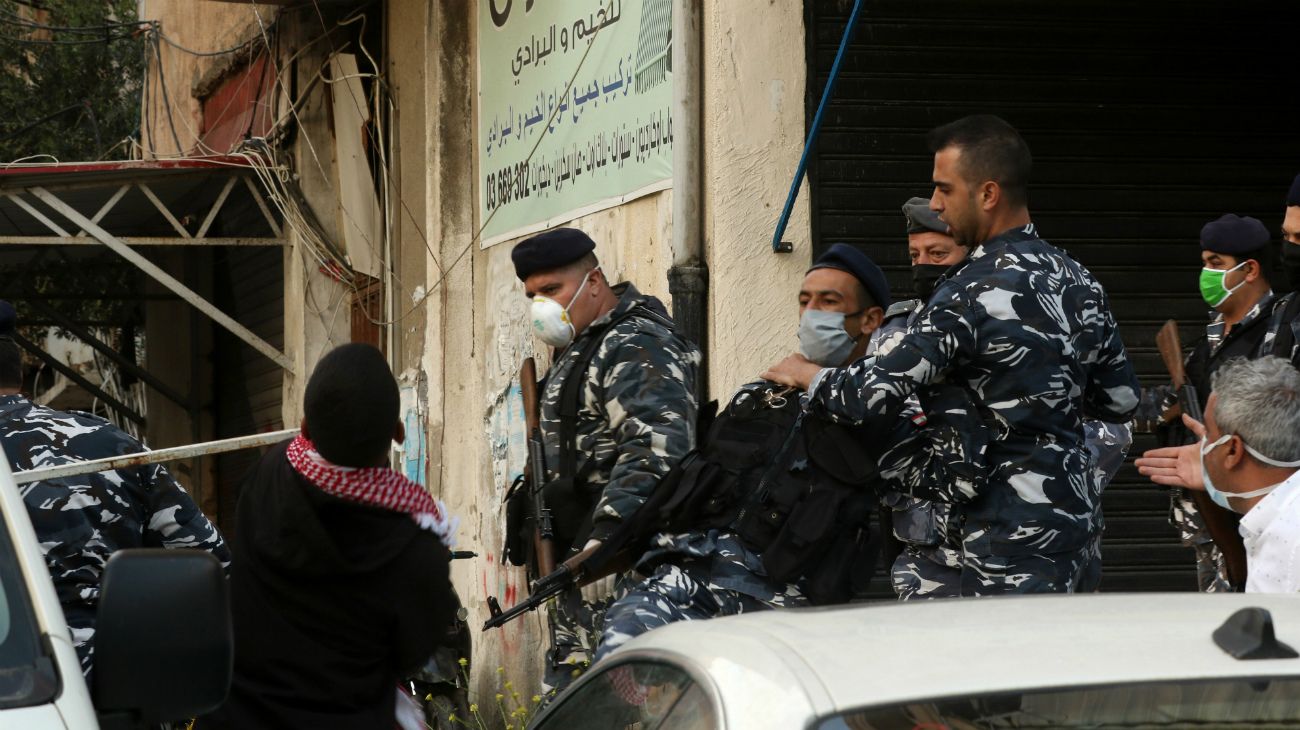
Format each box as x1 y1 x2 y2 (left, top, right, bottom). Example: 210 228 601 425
651 381 881 604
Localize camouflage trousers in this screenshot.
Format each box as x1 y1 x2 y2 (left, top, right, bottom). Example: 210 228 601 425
894 540 1098 598
543 576 629 694
891 546 963 600
1193 542 1231 593
594 563 770 664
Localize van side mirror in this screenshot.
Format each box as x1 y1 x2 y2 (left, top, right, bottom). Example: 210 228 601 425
93 549 231 726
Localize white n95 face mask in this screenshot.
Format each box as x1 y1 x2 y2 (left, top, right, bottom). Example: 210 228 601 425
530 267 599 348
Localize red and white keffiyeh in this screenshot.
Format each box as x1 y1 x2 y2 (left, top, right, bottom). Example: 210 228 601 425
285 434 456 547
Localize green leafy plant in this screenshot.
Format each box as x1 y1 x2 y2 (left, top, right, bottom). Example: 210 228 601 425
433 659 552 730
1 0 147 162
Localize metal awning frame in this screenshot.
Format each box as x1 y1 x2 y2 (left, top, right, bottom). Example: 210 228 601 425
0 161 296 375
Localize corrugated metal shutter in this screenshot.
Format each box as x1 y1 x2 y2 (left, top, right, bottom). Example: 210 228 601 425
212 247 284 532
808 0 1300 591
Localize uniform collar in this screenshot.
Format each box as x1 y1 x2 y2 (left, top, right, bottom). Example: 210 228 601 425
588 282 642 329
1207 290 1274 353
968 222 1039 261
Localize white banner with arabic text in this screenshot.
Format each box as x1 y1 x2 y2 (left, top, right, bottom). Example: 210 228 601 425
477 0 674 247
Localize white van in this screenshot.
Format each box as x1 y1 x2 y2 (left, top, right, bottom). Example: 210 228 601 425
0 454 230 729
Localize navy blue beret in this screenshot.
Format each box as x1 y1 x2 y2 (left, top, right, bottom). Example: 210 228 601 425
511 228 596 281
902 197 948 235
0 300 14 339
1287 173 1300 207
809 243 892 310
1200 214 1270 256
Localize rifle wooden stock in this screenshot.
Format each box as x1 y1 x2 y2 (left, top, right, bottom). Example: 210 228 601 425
1156 320 1188 389
520 358 557 577
520 358 541 434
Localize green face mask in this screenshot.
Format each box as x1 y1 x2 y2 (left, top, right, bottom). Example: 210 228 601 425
1199 261 1248 308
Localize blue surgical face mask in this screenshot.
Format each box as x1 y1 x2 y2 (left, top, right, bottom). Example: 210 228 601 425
1199 433 1300 513
798 309 863 367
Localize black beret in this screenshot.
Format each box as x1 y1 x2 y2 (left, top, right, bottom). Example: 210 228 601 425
902 197 948 235
0 300 14 340
808 243 892 310
1287 173 1300 207
511 228 596 281
1200 214 1270 256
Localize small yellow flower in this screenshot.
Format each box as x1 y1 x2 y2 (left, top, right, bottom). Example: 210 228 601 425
425 693 433 701
496 666 505 674
504 681 513 690
469 703 478 713
448 714 457 722
458 657 468 667
571 668 581 678
532 695 542 704
495 693 504 701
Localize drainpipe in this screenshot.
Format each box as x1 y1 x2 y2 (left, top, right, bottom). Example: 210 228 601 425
669 0 708 402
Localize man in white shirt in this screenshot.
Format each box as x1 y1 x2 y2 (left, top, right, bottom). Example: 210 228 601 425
1137 356 1300 592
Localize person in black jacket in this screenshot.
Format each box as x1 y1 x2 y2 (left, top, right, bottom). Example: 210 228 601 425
199 344 457 730
1258 174 1300 363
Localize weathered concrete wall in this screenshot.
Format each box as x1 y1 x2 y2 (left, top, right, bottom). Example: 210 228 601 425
702 1 812 399
137 1 274 157
422 0 809 711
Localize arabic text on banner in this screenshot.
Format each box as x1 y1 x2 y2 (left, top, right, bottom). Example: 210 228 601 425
477 0 674 248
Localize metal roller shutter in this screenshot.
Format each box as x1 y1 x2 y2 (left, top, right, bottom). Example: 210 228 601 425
807 0 1300 591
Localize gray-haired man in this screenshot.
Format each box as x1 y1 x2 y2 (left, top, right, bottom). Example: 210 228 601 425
1138 356 1300 593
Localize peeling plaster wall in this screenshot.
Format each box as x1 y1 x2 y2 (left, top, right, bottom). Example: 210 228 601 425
418 0 680 703
422 0 806 707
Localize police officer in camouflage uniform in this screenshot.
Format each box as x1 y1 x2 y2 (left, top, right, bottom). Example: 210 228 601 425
767 115 1141 595
872 197 975 599
511 229 699 692
879 199 1133 598
1139 214 1284 592
595 245 990 659
0 300 229 677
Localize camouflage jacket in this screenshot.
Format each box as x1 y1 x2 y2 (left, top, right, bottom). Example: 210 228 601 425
1260 290 1300 364
876 301 1133 561
808 223 1140 559
540 283 700 545
0 394 230 670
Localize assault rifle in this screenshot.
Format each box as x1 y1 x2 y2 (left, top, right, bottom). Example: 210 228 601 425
520 358 557 578
483 542 606 630
482 456 705 632
1154 319 1246 587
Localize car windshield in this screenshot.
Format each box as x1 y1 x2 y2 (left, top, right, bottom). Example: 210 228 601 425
0 510 57 709
537 660 717 730
816 677 1300 729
